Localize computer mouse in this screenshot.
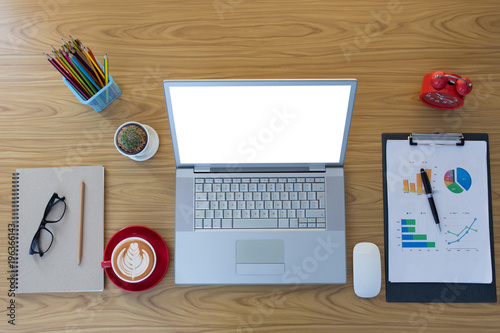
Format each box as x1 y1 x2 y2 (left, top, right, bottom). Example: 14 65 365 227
353 242 381 298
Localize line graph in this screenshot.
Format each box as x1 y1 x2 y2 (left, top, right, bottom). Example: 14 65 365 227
446 218 478 247
447 225 477 238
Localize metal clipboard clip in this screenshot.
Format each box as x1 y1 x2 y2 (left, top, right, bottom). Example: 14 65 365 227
408 133 464 146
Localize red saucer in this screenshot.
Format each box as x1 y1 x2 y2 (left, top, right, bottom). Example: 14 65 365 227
102 225 169 292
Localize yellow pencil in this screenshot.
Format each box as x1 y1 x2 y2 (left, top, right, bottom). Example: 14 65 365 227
69 35 79 48
84 47 105 82
104 54 109 86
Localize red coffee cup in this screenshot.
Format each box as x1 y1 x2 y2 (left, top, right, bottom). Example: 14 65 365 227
101 226 169 292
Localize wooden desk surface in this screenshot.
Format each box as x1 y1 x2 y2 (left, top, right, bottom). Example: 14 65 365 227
1 0 499 331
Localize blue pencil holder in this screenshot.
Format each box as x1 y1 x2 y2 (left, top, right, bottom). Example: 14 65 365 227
63 75 121 112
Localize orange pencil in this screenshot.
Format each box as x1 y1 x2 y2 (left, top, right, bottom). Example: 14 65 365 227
82 48 100 80
82 47 104 82
86 47 105 78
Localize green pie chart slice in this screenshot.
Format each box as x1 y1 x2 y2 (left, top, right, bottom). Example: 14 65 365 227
447 182 464 194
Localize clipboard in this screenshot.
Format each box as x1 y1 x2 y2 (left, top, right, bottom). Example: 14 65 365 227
382 133 496 302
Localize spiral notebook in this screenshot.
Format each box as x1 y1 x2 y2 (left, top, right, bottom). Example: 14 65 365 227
12 166 105 293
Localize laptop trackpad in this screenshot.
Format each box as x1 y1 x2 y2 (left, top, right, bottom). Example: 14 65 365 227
236 240 285 275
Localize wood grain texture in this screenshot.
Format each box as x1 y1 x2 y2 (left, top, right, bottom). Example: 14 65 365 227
1 0 499 332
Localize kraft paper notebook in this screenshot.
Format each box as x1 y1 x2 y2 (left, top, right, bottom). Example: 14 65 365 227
12 165 104 293
382 133 496 302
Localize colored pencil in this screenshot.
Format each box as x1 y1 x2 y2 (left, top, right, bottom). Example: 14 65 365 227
66 44 100 83
45 53 91 99
70 55 100 93
73 42 104 82
45 37 112 100
56 50 93 95
63 50 97 95
104 54 109 100
69 35 79 48
87 47 105 78
61 38 69 49
55 53 93 98
70 49 103 88
50 52 90 98
85 47 105 80
73 48 101 83
46 55 90 98
104 54 109 85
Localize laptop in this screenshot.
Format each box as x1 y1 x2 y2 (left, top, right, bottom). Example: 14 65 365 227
163 79 357 284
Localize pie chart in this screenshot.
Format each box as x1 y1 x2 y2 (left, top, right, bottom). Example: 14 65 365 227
444 168 472 194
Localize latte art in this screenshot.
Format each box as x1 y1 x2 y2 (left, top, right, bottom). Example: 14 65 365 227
111 238 156 283
116 243 151 280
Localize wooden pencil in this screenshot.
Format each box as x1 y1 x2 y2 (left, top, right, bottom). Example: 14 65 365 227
104 54 109 85
86 47 105 78
78 181 85 265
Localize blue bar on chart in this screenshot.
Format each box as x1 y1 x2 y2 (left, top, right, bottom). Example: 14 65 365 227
402 234 427 240
402 219 416 226
402 242 436 248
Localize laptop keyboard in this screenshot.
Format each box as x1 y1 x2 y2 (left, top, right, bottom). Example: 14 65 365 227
195 177 326 229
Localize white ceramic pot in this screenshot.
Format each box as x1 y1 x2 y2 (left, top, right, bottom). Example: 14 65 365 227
114 122 159 161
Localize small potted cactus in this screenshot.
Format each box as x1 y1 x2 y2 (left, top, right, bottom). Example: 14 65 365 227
116 123 147 154
114 121 159 161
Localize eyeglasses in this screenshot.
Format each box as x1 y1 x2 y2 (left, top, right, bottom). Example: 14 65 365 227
29 193 67 257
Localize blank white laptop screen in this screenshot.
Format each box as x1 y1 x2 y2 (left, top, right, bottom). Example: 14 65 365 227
167 83 353 165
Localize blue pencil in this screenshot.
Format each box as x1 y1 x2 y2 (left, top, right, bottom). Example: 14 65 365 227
70 55 100 92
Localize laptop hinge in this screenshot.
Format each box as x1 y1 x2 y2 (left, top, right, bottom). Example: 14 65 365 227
309 165 326 172
194 166 211 173
194 165 327 173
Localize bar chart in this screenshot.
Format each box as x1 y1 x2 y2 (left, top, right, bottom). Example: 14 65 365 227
403 169 432 194
400 218 436 248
